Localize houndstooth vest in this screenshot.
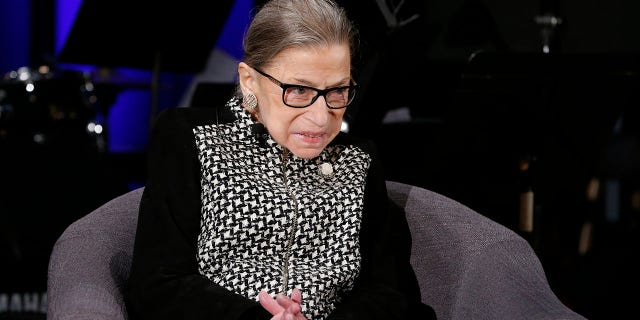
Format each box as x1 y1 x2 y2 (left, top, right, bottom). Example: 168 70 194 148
193 97 370 319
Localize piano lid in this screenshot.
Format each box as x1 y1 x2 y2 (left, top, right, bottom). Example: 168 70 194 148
57 0 235 73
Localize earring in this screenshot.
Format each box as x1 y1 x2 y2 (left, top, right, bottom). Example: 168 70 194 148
243 93 257 111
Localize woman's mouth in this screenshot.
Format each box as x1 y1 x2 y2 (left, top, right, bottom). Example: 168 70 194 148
296 132 325 144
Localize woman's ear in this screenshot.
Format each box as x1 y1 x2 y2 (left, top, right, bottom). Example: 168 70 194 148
237 62 254 94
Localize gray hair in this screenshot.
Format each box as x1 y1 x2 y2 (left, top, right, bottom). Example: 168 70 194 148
242 0 358 73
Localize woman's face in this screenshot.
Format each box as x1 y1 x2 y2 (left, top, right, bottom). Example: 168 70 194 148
238 44 351 159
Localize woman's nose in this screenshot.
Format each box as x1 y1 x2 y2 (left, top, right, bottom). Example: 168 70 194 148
305 96 330 126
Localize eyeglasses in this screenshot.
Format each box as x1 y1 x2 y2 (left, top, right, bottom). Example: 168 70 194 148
253 67 358 109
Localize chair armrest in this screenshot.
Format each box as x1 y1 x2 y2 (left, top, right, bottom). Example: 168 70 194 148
387 181 586 320
47 232 131 320
47 187 143 320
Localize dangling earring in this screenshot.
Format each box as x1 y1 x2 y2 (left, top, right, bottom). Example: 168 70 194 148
243 93 258 111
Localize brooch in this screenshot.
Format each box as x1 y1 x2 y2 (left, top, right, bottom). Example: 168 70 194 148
319 162 334 177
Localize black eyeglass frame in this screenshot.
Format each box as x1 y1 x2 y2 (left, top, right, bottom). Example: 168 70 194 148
252 67 358 109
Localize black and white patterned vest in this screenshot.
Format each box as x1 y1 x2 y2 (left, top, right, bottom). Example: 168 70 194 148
193 97 371 319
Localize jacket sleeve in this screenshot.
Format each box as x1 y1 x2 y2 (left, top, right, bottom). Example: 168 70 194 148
327 140 436 320
125 108 271 320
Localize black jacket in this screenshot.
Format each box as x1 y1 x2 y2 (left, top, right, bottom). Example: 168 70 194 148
125 98 435 319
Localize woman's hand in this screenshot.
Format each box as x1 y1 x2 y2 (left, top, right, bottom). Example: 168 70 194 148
258 288 307 320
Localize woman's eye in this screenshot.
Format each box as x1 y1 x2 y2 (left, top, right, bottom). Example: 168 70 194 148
291 86 308 95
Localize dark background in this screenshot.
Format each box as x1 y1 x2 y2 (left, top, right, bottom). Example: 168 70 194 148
1 0 639 319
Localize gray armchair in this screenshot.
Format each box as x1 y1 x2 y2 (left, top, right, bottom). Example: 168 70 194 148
46 181 587 319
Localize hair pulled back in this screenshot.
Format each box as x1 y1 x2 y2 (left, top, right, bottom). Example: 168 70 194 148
242 0 358 71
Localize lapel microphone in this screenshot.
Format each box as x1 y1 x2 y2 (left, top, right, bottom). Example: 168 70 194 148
250 123 269 147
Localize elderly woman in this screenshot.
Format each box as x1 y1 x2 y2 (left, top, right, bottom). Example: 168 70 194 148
125 0 435 319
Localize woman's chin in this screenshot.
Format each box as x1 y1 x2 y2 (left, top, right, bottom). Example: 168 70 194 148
289 146 323 159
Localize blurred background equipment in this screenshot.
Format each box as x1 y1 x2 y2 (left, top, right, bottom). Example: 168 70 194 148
0 64 126 318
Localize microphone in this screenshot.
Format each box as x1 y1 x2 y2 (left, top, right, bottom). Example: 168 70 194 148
250 123 269 147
